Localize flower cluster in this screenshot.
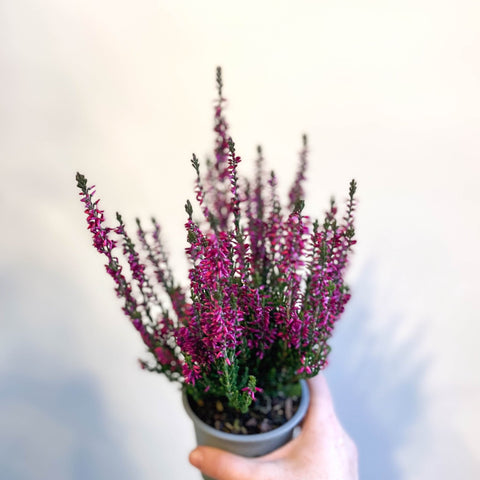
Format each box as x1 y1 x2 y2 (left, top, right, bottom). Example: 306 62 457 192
76 67 357 413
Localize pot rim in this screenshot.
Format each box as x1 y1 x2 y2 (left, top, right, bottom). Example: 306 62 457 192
182 379 310 442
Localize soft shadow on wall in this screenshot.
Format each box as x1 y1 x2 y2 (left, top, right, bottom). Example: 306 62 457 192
325 262 428 480
0 267 139 480
0 373 138 480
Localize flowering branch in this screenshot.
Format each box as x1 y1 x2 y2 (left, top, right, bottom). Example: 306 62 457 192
76 67 357 412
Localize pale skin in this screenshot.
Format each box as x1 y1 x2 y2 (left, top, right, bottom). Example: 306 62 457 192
189 374 359 480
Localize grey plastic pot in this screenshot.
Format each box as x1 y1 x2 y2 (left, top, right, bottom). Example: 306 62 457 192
183 380 310 480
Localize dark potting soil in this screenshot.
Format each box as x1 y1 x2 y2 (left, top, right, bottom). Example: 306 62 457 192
189 390 301 435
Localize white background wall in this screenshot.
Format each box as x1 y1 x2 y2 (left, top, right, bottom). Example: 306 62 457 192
1 1 479 479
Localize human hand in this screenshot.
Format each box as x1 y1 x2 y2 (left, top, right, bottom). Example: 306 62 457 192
188 374 358 480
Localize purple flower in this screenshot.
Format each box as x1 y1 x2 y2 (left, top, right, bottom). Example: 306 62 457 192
76 68 357 413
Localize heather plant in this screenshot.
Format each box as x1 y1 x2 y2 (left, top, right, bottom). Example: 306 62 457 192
76 67 357 414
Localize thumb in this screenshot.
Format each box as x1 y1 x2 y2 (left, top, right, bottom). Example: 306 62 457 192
189 446 260 480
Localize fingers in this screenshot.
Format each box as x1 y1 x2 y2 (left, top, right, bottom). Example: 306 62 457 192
301 374 342 439
305 374 336 420
189 446 263 480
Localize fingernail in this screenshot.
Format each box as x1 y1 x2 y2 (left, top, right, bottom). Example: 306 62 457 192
189 449 203 468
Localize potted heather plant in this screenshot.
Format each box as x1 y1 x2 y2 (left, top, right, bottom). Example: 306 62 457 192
76 67 357 477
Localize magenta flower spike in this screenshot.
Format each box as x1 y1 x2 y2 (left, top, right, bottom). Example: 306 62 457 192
76 68 357 413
